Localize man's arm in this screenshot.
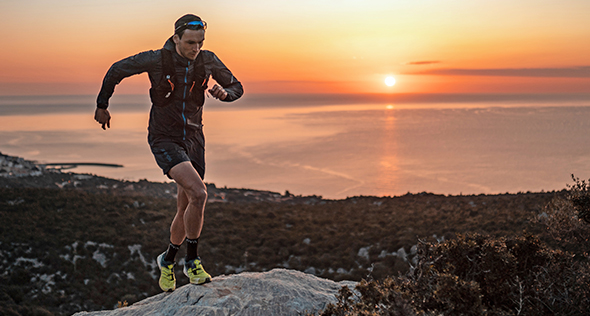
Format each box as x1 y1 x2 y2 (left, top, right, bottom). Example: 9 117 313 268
206 52 244 102
95 50 159 128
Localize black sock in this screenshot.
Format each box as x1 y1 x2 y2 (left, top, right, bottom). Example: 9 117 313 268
186 238 199 261
164 242 181 263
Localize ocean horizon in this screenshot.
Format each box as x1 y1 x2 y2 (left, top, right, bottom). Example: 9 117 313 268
2 93 590 199
2 92 590 115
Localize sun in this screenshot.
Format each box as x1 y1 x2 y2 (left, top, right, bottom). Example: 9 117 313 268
385 76 396 87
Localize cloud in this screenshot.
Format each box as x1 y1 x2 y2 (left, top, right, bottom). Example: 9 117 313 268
405 61 441 65
410 66 590 78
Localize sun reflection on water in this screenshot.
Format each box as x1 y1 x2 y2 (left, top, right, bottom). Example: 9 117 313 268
376 108 398 196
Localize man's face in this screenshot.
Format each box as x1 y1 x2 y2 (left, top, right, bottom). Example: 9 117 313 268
173 29 205 60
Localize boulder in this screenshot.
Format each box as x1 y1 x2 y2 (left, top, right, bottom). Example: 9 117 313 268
74 268 356 316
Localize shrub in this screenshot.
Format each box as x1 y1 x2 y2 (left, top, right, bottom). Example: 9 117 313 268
415 233 589 315
315 176 590 316
535 175 590 256
317 233 590 316
316 279 418 316
569 175 590 224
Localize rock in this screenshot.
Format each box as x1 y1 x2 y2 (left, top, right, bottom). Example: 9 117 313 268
73 269 356 316
304 267 317 275
357 246 372 260
410 245 418 255
397 247 408 262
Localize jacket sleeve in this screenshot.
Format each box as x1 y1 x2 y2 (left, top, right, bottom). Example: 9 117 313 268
208 52 244 102
96 50 159 109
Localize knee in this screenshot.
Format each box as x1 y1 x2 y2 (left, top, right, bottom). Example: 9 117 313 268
186 185 208 203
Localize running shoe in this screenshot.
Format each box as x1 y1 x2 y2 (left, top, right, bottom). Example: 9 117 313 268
156 252 176 292
183 257 211 285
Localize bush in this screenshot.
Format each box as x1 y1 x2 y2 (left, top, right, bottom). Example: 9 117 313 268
315 177 590 316
535 175 590 256
317 233 590 316
317 279 418 316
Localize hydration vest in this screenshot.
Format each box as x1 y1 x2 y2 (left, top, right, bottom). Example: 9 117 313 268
149 48 210 108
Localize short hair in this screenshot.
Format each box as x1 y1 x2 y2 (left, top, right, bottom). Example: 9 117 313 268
174 14 205 39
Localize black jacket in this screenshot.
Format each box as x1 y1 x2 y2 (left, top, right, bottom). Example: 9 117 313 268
97 37 243 139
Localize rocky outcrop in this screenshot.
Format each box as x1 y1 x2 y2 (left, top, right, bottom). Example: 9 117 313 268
73 269 356 316
0 152 44 177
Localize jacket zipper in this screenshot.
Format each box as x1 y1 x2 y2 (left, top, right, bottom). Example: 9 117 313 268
182 61 190 140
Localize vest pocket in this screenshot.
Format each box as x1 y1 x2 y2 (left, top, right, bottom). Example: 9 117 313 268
150 75 174 107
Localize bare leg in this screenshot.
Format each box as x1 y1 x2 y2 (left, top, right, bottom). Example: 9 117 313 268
168 161 208 240
169 184 189 245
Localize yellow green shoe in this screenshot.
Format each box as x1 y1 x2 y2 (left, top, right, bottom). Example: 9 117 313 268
183 257 211 285
157 252 176 292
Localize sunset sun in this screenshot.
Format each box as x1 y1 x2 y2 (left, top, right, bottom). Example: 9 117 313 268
385 76 396 87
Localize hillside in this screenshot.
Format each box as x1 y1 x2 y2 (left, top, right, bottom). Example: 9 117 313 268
0 152 565 315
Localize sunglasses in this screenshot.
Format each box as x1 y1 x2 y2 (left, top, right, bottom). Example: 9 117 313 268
175 20 207 33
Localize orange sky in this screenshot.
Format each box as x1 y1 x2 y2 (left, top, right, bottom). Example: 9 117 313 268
1 0 589 96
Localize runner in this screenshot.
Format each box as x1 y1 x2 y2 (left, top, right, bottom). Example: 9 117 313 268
94 14 243 291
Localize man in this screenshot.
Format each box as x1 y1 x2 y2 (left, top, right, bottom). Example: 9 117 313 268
94 14 243 292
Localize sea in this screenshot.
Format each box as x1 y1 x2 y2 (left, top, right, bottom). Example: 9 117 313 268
2 93 590 199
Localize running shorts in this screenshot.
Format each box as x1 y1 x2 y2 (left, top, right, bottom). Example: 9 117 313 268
148 132 205 179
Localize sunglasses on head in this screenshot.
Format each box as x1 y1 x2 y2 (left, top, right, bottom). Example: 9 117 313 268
175 20 207 33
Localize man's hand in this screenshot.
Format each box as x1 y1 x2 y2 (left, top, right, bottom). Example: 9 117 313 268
94 108 111 130
208 84 228 101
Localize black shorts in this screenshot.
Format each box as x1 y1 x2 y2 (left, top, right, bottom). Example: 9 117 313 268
148 132 205 179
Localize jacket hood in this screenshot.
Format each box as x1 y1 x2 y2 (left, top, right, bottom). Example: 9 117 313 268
163 37 176 52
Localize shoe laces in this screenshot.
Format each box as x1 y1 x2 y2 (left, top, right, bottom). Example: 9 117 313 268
162 264 175 277
187 260 203 272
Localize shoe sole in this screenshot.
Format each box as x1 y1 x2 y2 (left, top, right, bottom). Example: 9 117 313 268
183 268 212 285
189 277 211 285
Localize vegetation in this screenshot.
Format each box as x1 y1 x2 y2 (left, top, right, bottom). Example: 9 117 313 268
315 175 590 316
1 172 584 315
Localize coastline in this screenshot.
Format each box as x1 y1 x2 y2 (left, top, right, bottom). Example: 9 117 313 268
0 151 564 202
